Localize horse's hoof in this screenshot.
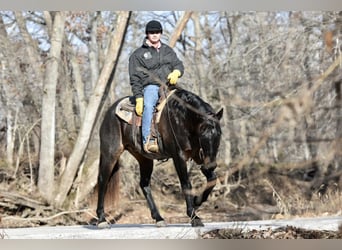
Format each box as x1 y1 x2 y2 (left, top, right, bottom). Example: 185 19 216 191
191 218 204 227
97 221 111 229
156 220 167 227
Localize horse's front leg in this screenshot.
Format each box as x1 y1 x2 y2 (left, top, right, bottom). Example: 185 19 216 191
173 158 204 227
193 166 217 209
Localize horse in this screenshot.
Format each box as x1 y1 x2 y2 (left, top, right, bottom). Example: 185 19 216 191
96 86 223 228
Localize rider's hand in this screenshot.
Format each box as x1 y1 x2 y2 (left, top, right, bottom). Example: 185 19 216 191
167 69 181 85
135 97 143 116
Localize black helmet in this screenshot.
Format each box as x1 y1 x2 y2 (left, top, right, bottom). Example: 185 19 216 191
145 20 163 34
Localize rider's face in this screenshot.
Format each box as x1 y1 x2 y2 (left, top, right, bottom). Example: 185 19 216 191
147 31 161 44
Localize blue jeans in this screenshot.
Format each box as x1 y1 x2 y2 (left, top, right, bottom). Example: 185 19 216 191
142 84 160 145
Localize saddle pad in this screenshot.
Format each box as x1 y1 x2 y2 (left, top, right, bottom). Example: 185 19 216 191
115 89 176 125
115 97 141 125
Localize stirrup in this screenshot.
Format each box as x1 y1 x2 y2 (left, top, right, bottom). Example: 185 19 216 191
143 138 159 153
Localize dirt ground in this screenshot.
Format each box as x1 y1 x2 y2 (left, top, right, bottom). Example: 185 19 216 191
94 160 342 239
1 159 341 239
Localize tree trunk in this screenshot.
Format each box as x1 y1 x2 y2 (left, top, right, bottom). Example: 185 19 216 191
169 11 193 48
14 12 43 82
54 11 131 207
335 79 342 171
332 12 342 172
89 12 100 90
192 12 205 96
70 54 87 123
56 44 77 156
38 11 66 203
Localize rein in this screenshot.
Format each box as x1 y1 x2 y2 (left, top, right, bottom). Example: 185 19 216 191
162 85 183 152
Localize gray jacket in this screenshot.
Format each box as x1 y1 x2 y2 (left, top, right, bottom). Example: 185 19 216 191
129 38 184 98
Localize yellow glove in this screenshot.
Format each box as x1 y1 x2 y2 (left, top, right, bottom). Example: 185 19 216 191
167 69 181 85
135 97 143 116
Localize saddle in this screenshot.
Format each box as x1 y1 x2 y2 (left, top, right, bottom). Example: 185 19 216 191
115 88 176 146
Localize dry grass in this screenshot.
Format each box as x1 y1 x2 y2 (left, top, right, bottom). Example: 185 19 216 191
202 226 342 239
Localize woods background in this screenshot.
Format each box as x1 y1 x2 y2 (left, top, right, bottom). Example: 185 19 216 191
0 11 341 226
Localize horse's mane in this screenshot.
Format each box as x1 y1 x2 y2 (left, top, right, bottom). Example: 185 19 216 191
168 88 217 122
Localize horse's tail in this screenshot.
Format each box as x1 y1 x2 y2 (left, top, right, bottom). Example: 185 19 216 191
90 159 121 218
104 161 121 212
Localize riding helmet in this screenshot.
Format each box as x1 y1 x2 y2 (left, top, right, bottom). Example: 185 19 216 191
145 20 163 34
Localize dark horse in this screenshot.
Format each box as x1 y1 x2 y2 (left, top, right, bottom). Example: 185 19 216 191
96 86 223 227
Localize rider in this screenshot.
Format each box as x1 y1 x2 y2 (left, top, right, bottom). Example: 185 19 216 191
129 20 184 153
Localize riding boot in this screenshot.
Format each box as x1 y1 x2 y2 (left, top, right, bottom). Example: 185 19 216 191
144 136 159 153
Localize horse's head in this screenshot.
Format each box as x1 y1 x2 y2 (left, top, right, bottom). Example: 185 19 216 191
196 108 223 170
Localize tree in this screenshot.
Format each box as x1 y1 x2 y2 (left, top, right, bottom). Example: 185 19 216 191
53 11 131 207
169 11 193 48
38 11 66 202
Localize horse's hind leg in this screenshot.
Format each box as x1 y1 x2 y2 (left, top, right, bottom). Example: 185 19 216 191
96 108 124 228
136 156 166 227
96 155 121 228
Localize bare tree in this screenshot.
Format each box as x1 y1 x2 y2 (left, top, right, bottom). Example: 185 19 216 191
192 12 206 96
38 11 66 202
169 11 193 48
54 11 131 207
14 12 43 82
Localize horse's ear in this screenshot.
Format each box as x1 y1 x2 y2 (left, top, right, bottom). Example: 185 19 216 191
216 108 223 121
